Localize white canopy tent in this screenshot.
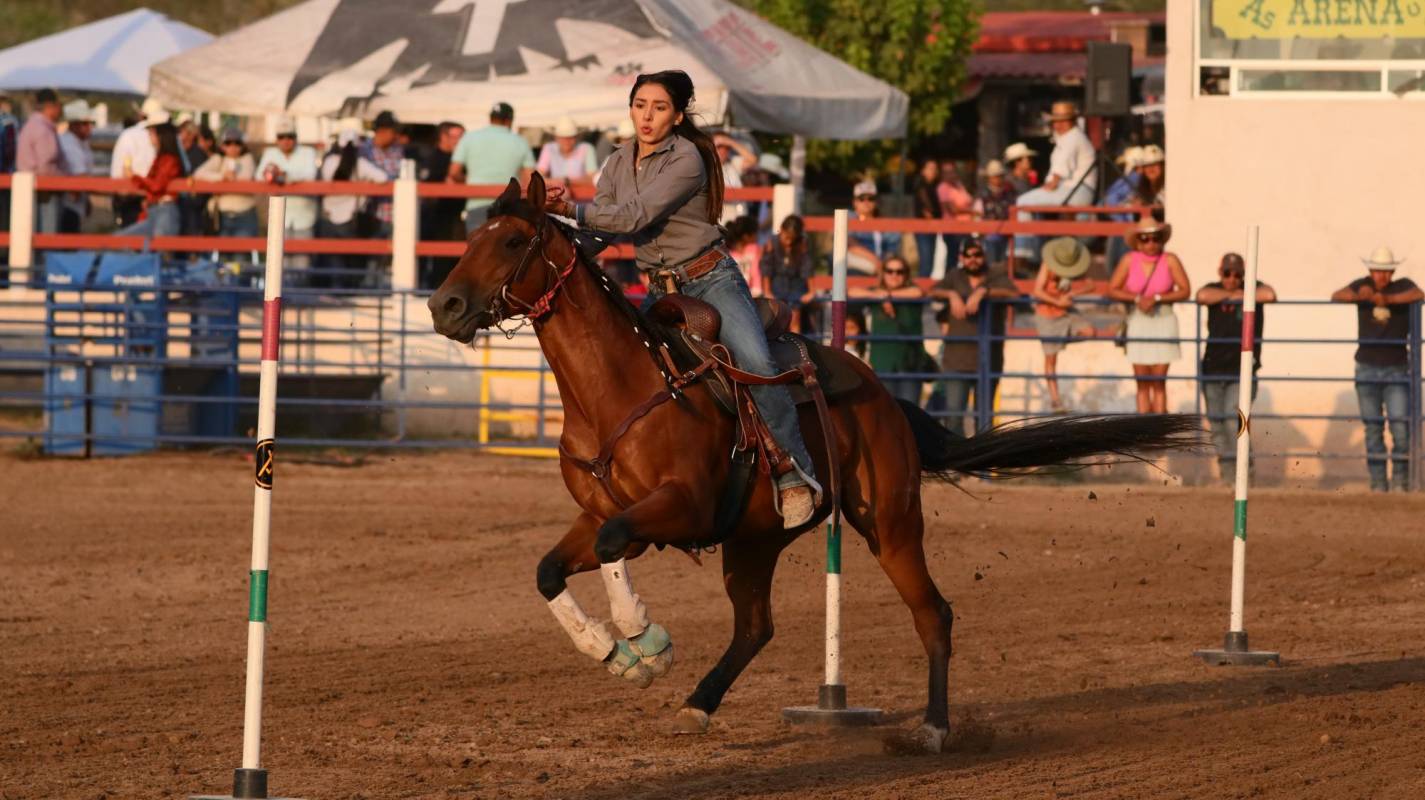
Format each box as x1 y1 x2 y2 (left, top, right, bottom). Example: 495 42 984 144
149 0 906 140
0 8 212 96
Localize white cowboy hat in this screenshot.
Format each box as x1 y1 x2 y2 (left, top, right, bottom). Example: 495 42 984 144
615 118 635 139
553 116 578 138
983 159 1006 178
1124 218 1173 250
758 152 790 180
1362 246 1405 270
143 110 171 127
1048 100 1079 122
63 99 93 122
1115 146 1143 169
139 97 165 119
1003 142 1036 162
1138 144 1165 166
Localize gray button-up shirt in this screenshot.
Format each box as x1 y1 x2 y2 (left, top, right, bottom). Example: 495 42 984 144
577 133 722 272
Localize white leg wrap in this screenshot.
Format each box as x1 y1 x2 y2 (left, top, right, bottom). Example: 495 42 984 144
600 559 650 639
547 590 615 662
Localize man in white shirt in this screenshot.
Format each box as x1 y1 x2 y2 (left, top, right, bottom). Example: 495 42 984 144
1012 101 1098 265
58 100 94 233
257 117 319 269
110 97 166 227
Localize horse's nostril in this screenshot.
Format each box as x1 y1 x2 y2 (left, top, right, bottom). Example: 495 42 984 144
442 295 466 318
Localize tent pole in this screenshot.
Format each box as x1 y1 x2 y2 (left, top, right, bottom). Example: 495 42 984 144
790 135 807 214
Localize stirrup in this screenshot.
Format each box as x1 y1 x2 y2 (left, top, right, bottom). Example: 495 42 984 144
779 485 815 528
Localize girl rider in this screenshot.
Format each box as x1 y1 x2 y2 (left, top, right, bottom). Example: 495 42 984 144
543 71 820 528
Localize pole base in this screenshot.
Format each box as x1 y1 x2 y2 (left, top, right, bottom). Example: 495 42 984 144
191 767 304 800
1193 631 1281 667
782 683 883 726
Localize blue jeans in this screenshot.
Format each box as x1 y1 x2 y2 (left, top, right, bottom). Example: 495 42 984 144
1201 378 1257 479
884 377 923 406
1013 183 1095 261
1354 363 1410 490
914 233 938 278
646 259 817 490
940 377 998 437
118 202 181 238
218 208 259 238
982 234 1007 267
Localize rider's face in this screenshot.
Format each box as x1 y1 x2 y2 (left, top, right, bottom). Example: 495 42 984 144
630 84 682 147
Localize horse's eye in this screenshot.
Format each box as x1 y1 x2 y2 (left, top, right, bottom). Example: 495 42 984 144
506 236 525 250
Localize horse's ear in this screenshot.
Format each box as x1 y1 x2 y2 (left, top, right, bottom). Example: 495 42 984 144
495 177 521 210
525 170 546 211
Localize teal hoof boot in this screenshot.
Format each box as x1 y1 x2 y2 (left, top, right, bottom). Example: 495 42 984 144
607 640 654 688
631 624 674 678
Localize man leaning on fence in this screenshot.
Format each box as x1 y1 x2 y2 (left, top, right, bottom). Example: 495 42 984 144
1196 253 1276 484
931 239 1019 435
1331 247 1423 492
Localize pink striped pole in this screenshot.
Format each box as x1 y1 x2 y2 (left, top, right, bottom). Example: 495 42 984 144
194 197 299 800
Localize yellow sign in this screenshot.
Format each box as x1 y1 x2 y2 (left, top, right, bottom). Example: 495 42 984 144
1213 0 1425 38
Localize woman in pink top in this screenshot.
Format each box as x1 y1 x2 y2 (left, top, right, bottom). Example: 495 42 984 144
1107 219 1191 413
937 160 974 267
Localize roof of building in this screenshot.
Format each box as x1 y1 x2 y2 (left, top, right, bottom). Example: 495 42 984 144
969 11 1165 81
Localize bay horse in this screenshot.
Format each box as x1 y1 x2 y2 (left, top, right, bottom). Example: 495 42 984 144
428 174 1197 751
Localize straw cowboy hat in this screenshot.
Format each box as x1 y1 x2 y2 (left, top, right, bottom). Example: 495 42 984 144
983 159 1006 178
1125 218 1173 250
1362 246 1405 270
63 99 94 122
1049 101 1079 122
1003 142 1036 163
1138 144 1165 166
1115 146 1143 169
1042 236 1091 279
553 116 578 138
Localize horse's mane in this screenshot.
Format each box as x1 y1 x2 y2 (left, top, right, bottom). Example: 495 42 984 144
487 196 675 387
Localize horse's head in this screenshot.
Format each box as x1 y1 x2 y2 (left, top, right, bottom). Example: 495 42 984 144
428 171 567 342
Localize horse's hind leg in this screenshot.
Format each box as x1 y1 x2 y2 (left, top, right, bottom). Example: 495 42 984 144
537 511 650 673
674 538 782 735
844 493 954 753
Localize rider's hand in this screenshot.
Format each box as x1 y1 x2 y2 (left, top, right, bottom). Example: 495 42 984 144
544 185 573 217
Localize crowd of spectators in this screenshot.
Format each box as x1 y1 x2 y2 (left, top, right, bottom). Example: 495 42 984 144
0 89 1417 489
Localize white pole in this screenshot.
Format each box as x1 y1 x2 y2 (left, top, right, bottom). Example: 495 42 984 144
241 197 285 781
824 209 849 691
790 135 807 213
1228 226 1259 634
9 171 35 286
391 159 419 291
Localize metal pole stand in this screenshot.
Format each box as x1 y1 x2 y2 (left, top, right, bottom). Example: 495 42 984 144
193 198 303 800
782 209 882 728
1192 225 1280 669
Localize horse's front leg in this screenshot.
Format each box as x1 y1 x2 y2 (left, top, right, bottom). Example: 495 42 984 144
537 512 650 670
594 481 700 688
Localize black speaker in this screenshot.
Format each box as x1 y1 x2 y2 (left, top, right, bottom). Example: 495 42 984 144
1084 42 1132 117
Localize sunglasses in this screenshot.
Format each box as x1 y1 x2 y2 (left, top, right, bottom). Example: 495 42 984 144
1136 233 1165 243
1221 270 1244 278
883 268 907 276
276 133 296 140
855 195 877 202
962 251 985 259
223 140 242 146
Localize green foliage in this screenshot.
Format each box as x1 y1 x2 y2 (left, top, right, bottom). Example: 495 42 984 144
737 0 980 173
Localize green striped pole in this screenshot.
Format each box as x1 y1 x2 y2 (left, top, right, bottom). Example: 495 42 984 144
783 209 880 725
1195 225 1279 667
195 197 298 799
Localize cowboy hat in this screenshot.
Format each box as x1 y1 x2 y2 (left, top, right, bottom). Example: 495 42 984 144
983 159 1006 178
139 97 166 119
1138 144 1165 166
1049 101 1079 122
63 99 93 122
1362 246 1405 270
615 118 636 140
1115 146 1143 169
1124 218 1173 250
1042 237 1091 279
758 152 790 180
552 116 578 138
1003 142 1036 162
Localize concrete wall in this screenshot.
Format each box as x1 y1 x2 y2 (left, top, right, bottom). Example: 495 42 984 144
1164 0 1425 485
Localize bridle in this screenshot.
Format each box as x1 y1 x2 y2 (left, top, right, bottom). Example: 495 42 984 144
480 215 579 338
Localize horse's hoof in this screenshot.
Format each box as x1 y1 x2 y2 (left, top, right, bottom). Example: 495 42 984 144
631 625 674 678
607 640 655 688
912 723 948 754
672 707 710 735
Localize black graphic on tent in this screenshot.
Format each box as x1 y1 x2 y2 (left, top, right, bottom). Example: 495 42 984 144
286 0 660 106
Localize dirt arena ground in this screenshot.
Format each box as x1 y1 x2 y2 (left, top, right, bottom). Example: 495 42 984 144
4 451 1425 799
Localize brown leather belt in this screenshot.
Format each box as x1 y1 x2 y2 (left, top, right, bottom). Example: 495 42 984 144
651 248 726 294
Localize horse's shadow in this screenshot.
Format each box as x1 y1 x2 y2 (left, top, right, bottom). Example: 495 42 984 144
575 656 1425 799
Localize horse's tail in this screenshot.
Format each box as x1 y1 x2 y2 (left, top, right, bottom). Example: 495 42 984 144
895 399 1202 481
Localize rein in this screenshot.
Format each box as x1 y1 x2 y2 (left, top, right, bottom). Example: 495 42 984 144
484 220 579 337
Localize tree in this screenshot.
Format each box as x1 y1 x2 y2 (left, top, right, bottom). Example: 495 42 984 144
737 0 980 173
